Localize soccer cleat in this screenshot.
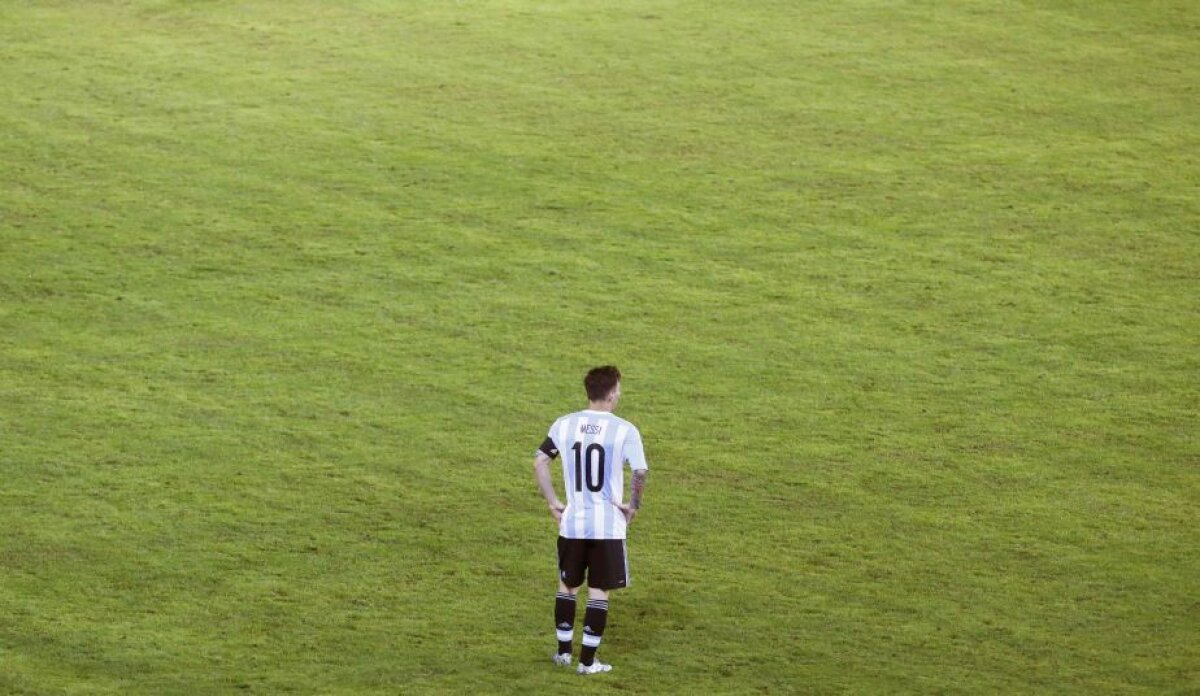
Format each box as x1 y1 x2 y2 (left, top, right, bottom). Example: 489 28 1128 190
552 653 572 667
577 660 612 675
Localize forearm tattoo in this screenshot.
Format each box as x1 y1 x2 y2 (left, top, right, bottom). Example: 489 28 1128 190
630 470 647 510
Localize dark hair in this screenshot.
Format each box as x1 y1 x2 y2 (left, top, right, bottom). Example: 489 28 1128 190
584 365 621 402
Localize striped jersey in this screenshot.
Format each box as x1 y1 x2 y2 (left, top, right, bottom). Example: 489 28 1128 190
537 409 648 540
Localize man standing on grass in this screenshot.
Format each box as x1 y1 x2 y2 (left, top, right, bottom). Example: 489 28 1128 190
532 365 649 676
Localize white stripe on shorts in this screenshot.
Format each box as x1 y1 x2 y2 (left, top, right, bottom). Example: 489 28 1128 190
623 539 630 586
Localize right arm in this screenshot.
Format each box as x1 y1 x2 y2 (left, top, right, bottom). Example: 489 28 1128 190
620 427 649 524
621 469 648 524
629 469 647 511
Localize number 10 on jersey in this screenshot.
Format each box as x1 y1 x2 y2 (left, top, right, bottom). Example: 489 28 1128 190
571 442 605 492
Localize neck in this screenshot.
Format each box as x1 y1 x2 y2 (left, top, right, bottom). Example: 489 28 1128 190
587 401 614 413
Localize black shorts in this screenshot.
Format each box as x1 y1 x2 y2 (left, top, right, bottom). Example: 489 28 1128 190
557 536 629 590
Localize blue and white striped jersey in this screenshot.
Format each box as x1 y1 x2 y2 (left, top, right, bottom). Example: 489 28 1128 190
538 409 648 540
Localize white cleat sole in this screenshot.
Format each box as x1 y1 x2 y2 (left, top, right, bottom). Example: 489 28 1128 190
577 661 612 675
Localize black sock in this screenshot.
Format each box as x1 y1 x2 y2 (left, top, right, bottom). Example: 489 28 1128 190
579 598 608 666
554 592 576 656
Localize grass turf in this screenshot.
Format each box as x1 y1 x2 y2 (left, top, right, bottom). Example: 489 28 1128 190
1 0 1197 693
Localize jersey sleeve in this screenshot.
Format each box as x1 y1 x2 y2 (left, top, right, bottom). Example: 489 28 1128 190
536 424 560 459
624 427 648 470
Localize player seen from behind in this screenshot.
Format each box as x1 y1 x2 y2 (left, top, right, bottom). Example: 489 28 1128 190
532 365 649 675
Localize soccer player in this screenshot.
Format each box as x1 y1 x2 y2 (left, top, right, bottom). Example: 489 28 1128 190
532 365 649 675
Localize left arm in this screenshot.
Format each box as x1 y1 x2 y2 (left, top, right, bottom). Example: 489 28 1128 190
533 452 564 523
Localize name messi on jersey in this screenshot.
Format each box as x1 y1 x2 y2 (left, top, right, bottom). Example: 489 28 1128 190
579 423 604 435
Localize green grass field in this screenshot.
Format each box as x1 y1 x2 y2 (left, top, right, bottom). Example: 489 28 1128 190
1 1 1197 693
